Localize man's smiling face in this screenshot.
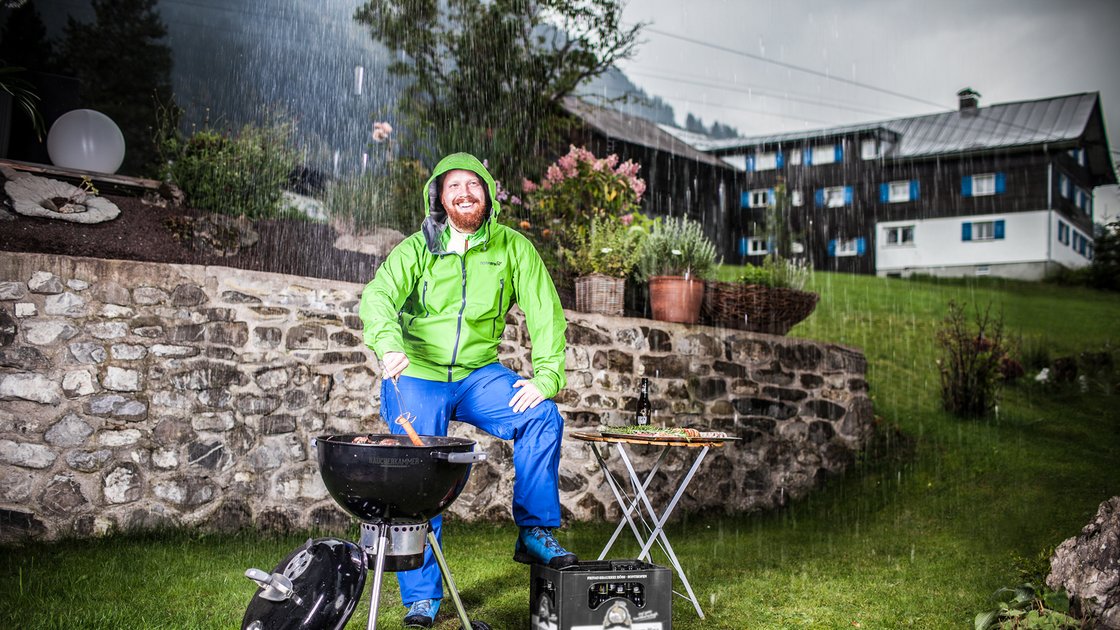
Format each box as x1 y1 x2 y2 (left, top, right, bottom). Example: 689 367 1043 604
440 169 487 234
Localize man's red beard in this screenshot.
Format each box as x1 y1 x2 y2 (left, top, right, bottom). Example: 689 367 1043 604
445 196 487 233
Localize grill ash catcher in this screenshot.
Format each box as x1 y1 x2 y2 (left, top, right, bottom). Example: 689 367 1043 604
241 433 491 630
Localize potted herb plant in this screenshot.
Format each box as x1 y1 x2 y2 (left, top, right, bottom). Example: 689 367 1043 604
566 214 647 315
703 255 819 335
637 216 719 324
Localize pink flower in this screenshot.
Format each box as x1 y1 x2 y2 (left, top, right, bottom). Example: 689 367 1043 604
371 121 393 143
521 178 538 193
620 213 633 226
510 195 522 206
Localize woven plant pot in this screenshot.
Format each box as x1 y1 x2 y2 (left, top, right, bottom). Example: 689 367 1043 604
703 282 819 335
648 275 705 324
575 274 625 316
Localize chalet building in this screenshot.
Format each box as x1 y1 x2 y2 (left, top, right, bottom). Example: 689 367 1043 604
696 90 1116 279
561 97 740 256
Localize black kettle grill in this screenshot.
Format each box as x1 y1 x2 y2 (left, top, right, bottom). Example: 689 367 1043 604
241 434 492 630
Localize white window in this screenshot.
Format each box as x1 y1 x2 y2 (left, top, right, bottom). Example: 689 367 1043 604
888 180 911 203
824 186 847 208
1059 173 1070 199
791 190 803 207
754 152 778 171
747 238 769 255
973 221 996 241
1069 148 1087 167
972 173 996 196
861 139 879 160
884 225 915 246
811 144 837 166
787 149 802 166
748 188 771 208
836 238 860 256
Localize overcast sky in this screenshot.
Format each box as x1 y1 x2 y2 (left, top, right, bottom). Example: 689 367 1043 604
616 0 1120 221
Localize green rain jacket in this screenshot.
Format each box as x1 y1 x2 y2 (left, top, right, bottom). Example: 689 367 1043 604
359 153 568 398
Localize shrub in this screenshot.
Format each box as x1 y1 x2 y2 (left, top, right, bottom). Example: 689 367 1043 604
636 216 719 280
160 118 300 219
936 300 1009 418
736 255 812 290
973 583 1081 630
564 214 647 278
324 158 427 235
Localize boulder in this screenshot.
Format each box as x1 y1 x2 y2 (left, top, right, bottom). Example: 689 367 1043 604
1047 496 1120 629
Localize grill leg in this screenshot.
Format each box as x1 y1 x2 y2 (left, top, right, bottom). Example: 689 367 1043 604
427 530 474 629
365 523 389 630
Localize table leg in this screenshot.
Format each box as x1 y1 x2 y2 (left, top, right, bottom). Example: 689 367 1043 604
594 444 670 560
617 445 711 619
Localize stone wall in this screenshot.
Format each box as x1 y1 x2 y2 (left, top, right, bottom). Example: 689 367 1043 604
0 252 873 541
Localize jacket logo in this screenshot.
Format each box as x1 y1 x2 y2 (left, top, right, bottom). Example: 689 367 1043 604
480 261 502 266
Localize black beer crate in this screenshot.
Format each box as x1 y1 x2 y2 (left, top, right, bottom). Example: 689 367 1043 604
530 559 672 629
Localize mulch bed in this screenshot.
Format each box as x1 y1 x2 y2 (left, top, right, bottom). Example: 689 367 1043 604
0 194 381 285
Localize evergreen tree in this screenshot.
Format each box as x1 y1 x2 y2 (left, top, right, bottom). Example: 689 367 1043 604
1088 220 1120 291
354 0 643 183
684 112 705 134
59 0 175 175
0 2 58 73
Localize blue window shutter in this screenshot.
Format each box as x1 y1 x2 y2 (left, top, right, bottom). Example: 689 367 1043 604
835 144 843 162
844 186 853 205
962 176 973 197
910 180 920 201
768 188 775 206
879 183 889 203
805 147 813 166
776 152 784 169
962 222 972 241
740 191 750 208
738 237 748 257
827 239 837 256
995 172 1006 194
994 220 1005 240
856 237 867 255
745 155 755 172
815 189 825 206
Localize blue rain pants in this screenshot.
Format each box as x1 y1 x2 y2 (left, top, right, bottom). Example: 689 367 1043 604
379 362 564 605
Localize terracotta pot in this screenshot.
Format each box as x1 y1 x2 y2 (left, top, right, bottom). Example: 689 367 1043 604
648 275 705 324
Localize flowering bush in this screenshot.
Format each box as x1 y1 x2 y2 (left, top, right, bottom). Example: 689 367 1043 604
521 145 646 225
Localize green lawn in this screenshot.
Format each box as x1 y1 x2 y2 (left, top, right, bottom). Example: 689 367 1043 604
1 272 1118 629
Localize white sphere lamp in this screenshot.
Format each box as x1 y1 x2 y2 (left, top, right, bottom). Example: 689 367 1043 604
46 109 126 174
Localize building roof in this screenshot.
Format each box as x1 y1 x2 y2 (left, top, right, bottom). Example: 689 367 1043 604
685 92 1116 186
561 97 730 168
698 92 1100 156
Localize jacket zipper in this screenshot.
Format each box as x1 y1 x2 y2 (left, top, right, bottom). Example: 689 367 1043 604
492 278 505 338
447 254 468 381
421 280 430 317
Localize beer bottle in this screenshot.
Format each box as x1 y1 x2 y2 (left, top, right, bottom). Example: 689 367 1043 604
635 378 651 426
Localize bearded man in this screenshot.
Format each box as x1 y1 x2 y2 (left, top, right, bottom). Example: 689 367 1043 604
359 152 577 628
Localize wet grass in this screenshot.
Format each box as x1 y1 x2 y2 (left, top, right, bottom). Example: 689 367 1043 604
1 272 1118 628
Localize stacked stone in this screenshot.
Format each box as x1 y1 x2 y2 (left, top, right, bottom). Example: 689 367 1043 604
0 252 873 541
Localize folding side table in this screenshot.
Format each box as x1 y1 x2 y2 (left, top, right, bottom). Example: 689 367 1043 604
571 431 732 619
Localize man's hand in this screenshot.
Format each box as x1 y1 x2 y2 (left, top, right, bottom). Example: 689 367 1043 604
381 351 409 380
509 379 546 413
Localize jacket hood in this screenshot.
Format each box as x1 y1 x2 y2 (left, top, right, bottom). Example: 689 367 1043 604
422 152 500 253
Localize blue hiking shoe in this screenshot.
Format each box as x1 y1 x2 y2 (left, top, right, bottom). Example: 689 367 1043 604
514 526 578 569
403 598 440 628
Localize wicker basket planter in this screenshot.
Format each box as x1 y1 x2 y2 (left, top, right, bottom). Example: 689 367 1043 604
574 274 626 316
703 281 819 335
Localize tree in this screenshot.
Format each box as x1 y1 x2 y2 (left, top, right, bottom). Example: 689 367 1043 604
59 0 175 175
353 0 643 183
1087 220 1119 291
0 2 59 73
